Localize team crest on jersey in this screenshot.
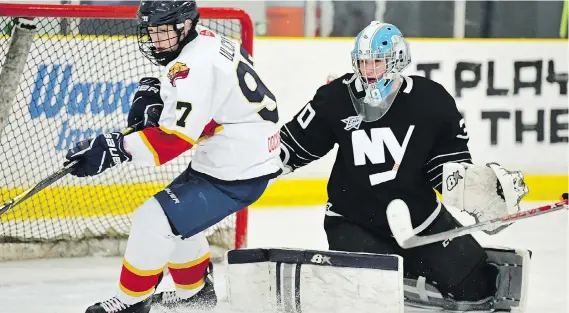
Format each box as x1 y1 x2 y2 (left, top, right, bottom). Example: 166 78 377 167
341 115 363 131
199 29 215 37
167 62 190 87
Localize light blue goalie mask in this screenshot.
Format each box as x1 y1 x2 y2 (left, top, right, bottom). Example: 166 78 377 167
346 22 411 122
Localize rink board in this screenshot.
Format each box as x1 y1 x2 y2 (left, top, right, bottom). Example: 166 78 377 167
0 172 567 223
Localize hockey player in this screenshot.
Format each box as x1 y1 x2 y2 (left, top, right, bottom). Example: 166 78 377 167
63 1 281 313
279 22 530 311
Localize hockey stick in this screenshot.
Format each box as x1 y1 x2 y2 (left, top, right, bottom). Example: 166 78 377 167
0 123 142 217
387 199 568 249
0 160 78 216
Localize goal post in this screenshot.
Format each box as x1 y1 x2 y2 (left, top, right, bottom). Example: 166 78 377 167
0 3 252 261
0 18 36 139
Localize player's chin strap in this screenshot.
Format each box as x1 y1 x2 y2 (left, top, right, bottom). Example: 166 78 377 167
404 247 530 312
442 162 529 235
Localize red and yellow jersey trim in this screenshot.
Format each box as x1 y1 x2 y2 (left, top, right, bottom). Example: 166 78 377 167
138 127 195 166
128 119 223 166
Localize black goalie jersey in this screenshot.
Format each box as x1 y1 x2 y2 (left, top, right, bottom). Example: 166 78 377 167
280 74 472 234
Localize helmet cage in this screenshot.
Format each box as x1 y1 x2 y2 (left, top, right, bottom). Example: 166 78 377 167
137 1 199 66
348 35 411 122
137 22 186 66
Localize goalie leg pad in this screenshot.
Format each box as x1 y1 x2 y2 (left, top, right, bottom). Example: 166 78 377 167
403 247 531 312
226 248 404 313
403 277 494 311
485 247 531 312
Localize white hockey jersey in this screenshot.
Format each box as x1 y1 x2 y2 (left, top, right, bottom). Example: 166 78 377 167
124 25 282 181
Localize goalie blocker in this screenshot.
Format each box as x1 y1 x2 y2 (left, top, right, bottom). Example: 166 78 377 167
225 248 404 313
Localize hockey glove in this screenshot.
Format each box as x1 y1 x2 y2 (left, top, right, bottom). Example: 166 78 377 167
127 77 163 131
442 162 529 234
64 132 132 177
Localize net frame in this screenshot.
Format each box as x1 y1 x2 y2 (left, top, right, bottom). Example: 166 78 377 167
0 4 253 54
0 3 253 261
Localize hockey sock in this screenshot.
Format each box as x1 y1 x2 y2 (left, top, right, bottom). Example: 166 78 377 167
167 232 211 299
117 197 177 305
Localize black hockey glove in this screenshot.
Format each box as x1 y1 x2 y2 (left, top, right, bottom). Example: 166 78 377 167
127 77 163 131
64 132 132 177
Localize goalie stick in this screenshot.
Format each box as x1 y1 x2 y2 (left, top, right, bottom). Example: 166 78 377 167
387 198 568 249
0 122 142 217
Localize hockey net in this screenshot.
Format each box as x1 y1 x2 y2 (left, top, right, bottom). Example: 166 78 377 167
0 4 253 261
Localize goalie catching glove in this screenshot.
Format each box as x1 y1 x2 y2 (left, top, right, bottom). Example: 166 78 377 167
64 132 131 177
442 162 529 234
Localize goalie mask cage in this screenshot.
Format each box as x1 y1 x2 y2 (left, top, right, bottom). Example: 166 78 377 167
0 4 253 262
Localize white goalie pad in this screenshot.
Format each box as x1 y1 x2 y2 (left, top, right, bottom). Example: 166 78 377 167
225 248 404 313
442 162 529 234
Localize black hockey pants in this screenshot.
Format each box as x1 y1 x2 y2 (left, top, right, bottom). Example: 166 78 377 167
324 205 498 302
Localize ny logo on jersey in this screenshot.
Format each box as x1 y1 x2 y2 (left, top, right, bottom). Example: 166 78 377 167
352 126 415 186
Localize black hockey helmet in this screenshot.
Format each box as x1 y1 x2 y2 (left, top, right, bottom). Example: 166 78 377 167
137 0 200 66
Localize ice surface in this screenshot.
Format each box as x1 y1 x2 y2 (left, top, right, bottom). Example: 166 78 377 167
0 202 566 313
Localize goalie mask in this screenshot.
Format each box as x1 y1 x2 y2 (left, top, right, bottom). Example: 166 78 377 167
347 22 411 122
137 0 200 66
